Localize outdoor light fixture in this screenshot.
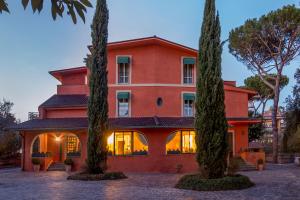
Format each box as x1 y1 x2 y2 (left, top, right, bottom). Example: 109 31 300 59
55 136 61 142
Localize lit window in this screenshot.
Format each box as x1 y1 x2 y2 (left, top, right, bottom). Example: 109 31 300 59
107 131 148 156
183 93 195 117
166 131 196 154
183 58 195 84
65 136 81 153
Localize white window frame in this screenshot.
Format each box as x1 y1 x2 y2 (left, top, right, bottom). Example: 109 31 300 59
181 57 196 85
116 55 132 85
116 90 131 117
181 92 196 117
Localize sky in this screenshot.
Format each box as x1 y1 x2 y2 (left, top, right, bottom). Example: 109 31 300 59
0 0 299 121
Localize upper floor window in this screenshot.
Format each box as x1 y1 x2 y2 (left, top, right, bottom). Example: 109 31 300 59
183 58 195 84
117 56 130 84
183 93 195 117
117 92 130 117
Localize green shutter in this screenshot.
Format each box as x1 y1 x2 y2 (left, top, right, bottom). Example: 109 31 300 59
183 58 195 65
117 56 130 64
183 93 195 101
117 92 130 99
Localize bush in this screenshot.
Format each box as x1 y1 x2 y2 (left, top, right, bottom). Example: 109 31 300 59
67 171 127 181
64 158 73 166
175 174 254 191
31 158 40 165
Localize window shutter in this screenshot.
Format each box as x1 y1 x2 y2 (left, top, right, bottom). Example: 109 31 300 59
183 93 195 101
117 57 130 64
117 92 130 99
183 58 195 65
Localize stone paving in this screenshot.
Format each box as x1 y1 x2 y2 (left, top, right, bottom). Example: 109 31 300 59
0 164 299 200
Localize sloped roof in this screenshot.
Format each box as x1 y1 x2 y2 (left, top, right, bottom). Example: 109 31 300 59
39 95 88 108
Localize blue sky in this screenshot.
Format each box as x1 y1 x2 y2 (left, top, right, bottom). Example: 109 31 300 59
0 0 299 121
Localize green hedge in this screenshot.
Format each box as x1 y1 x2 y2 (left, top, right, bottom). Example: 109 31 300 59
175 174 254 191
67 171 127 181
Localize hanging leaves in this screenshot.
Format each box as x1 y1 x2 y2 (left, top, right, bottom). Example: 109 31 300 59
0 0 93 24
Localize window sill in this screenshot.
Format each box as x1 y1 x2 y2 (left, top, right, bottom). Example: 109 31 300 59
108 154 148 157
166 153 196 156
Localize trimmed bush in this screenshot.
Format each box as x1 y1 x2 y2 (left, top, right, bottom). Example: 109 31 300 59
67 171 127 181
176 174 254 191
31 158 40 165
64 158 73 166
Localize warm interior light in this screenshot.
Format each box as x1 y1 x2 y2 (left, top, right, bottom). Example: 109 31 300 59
55 136 61 142
107 134 114 145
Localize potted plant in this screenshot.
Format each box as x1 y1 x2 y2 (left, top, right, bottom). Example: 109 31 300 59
32 158 41 172
64 158 73 172
257 159 264 171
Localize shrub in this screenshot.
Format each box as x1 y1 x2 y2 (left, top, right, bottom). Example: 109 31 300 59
257 159 264 165
31 158 40 165
64 158 73 166
66 152 81 157
175 174 254 191
67 171 127 181
227 157 240 176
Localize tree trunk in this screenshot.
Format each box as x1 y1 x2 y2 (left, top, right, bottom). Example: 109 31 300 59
272 78 280 163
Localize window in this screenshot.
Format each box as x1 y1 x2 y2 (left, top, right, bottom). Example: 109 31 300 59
117 56 130 84
107 131 148 156
117 92 130 117
65 136 81 153
166 130 196 154
183 58 195 84
183 93 195 117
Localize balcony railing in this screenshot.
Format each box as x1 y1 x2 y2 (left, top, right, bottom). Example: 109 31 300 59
28 112 39 120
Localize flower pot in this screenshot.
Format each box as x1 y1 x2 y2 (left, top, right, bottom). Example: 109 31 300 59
258 164 264 171
33 164 40 172
294 157 300 166
65 165 72 172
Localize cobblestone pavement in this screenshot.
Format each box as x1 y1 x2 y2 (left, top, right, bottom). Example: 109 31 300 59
0 164 299 200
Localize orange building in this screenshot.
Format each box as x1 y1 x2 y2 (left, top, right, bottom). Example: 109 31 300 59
13 37 258 173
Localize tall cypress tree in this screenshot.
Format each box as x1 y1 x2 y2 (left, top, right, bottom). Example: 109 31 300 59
86 0 109 174
195 0 228 179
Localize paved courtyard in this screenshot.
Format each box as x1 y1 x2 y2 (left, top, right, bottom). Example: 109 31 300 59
0 164 299 200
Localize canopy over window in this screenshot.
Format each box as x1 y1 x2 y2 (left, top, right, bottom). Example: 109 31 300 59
117 56 130 64
117 92 130 99
183 58 195 65
183 93 195 101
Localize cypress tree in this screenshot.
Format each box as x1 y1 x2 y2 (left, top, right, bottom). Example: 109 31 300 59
86 0 109 174
195 0 228 179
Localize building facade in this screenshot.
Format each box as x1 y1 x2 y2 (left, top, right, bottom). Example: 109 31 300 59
13 37 259 173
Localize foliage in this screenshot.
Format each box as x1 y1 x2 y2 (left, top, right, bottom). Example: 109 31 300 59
86 0 109 174
67 171 127 181
229 5 300 162
227 157 240 176
0 99 20 160
244 75 289 116
283 68 300 152
0 0 92 24
248 111 264 142
31 158 40 165
31 152 52 158
64 158 73 165
175 174 254 191
195 0 228 179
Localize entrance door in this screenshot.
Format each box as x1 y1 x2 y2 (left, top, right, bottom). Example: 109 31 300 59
227 132 234 157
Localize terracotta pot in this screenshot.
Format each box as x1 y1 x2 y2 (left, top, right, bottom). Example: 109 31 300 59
65 165 72 172
258 164 264 171
33 164 40 172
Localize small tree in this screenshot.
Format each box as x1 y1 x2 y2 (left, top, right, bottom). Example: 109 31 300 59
244 75 288 117
229 5 300 162
195 0 228 179
0 0 92 24
86 0 109 174
283 68 300 152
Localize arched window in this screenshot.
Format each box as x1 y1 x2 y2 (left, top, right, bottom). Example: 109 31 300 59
107 131 148 156
65 135 81 157
166 130 196 154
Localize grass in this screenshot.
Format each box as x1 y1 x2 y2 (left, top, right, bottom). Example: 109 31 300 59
67 171 127 181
